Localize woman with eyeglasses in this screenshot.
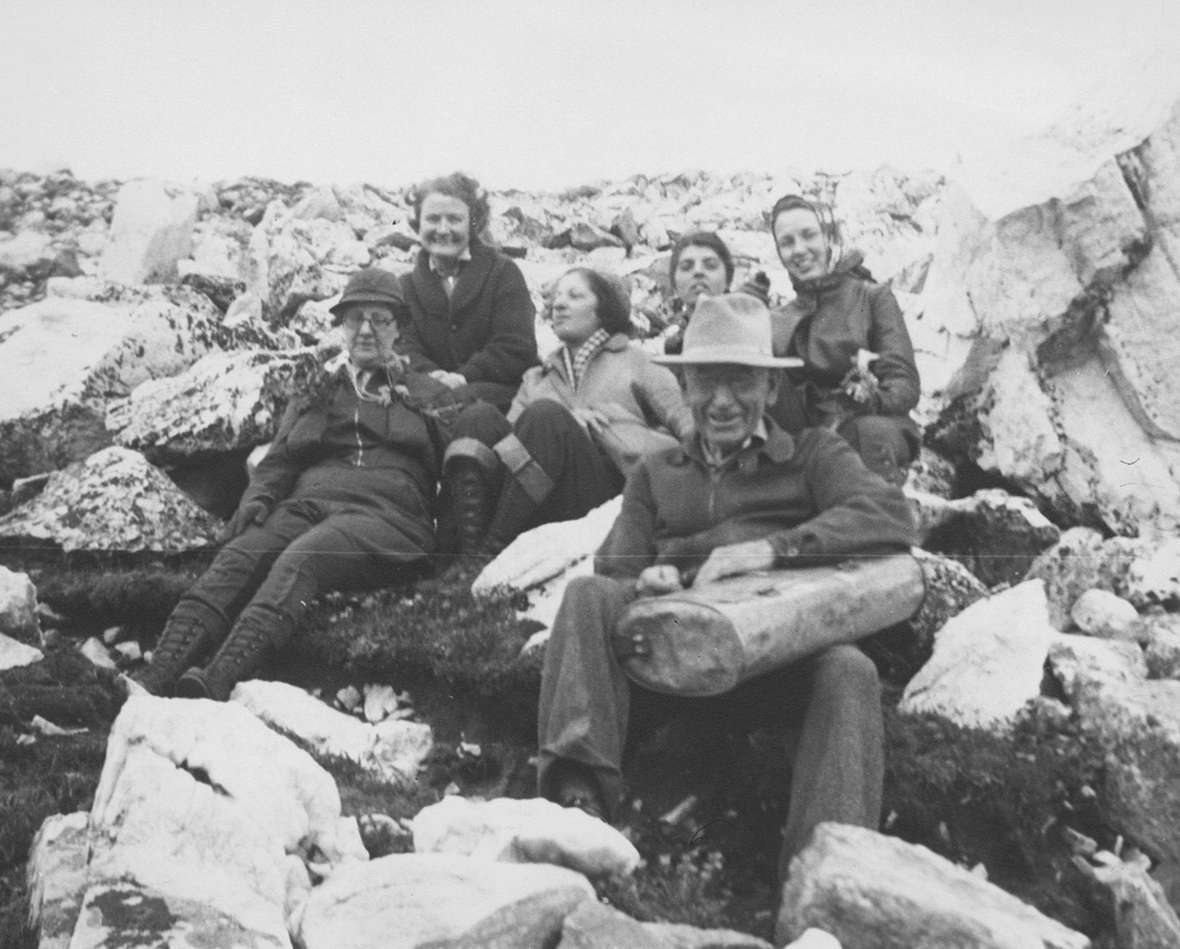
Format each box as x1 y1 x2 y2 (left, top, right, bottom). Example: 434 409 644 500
768 194 920 485
134 267 452 701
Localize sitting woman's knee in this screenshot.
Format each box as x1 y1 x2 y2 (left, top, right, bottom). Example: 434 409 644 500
451 400 510 443
813 645 880 695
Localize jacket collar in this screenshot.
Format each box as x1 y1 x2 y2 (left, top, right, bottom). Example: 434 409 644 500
670 416 796 471
411 238 496 315
540 332 629 375
789 249 868 311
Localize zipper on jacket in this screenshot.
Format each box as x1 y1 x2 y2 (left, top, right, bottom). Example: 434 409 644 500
353 405 364 466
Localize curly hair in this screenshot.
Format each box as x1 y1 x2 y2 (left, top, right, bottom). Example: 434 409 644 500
408 171 490 237
668 231 735 288
559 267 632 336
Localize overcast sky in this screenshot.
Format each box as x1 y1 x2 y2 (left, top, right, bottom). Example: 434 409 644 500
3 0 1178 190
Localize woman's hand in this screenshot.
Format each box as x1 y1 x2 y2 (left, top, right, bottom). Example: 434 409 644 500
220 498 271 542
570 405 615 436
635 565 684 597
429 370 467 390
692 539 775 587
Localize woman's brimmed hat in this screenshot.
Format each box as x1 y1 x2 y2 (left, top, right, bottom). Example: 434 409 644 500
329 268 404 324
653 293 802 369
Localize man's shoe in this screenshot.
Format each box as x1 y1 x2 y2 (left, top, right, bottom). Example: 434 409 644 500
553 771 608 822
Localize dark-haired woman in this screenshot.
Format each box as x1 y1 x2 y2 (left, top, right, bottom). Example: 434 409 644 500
443 267 692 557
769 194 920 485
399 171 537 413
661 231 733 354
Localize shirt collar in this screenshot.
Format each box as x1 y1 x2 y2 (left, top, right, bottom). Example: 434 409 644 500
699 419 768 467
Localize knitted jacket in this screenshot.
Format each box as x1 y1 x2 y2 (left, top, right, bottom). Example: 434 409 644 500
509 333 693 477
398 239 538 387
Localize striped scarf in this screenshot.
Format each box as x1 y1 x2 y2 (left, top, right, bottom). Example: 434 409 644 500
560 329 611 392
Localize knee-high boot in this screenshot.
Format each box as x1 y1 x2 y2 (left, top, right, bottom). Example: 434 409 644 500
133 600 227 696
445 458 500 556
174 610 278 701
483 433 555 554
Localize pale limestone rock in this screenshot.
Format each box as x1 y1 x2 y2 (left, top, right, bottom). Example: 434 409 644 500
0 287 255 486
642 921 775 949
1070 678 1180 909
412 795 639 878
99 179 199 284
291 186 343 222
0 564 39 643
559 900 665 948
232 679 433 788
1048 634 1147 703
108 348 321 458
0 631 42 670
0 446 219 554
1070 588 1141 639
777 823 1090 949
79 636 116 670
245 201 371 319
899 580 1054 730
362 682 399 723
780 931 841 949
1025 527 1138 629
297 852 594 949
1143 614 1180 679
473 495 622 597
1125 538 1180 608
1076 857 1180 948
25 811 89 949
0 229 55 270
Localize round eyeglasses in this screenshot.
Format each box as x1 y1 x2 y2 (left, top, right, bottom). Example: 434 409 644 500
341 310 398 330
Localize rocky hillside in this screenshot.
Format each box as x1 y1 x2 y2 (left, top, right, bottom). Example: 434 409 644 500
2 77 1180 949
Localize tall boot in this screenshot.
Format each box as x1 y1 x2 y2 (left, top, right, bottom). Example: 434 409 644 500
446 458 498 556
133 601 226 696
484 477 547 555
174 612 276 701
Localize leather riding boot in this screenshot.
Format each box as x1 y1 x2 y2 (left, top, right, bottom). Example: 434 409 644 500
483 477 546 555
133 602 226 696
174 613 276 701
446 458 498 556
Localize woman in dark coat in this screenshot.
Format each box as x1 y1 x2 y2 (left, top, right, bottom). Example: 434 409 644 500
398 172 537 413
134 268 449 700
768 194 920 485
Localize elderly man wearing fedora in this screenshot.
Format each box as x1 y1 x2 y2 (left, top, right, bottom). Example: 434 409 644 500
135 267 450 700
536 293 914 934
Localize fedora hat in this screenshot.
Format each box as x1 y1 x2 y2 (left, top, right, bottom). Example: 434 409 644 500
654 293 802 369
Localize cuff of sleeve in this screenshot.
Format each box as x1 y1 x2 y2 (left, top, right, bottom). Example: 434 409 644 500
769 530 818 566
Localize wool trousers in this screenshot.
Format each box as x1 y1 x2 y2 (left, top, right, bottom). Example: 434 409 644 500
179 496 428 651
537 574 885 880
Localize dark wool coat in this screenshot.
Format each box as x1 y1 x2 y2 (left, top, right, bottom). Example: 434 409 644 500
595 422 915 581
398 239 538 387
239 366 446 559
770 251 920 424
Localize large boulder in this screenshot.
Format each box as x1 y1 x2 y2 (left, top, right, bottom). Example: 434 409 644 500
0 564 39 643
899 580 1055 730
0 446 219 555
412 795 640 878
296 853 594 949
922 77 1180 536
31 694 367 949
0 286 274 487
107 347 325 460
99 179 199 284
231 679 433 789
777 823 1090 948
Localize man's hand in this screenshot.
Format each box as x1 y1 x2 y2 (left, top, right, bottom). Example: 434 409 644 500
429 369 467 390
692 539 775 587
635 565 684 597
220 498 270 542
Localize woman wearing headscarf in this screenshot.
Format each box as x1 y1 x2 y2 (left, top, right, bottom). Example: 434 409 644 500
768 194 920 485
442 266 692 559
